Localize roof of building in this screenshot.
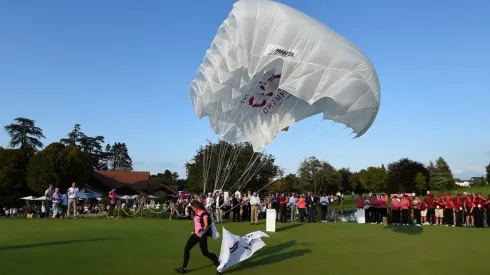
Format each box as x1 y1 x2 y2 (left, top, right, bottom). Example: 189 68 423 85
92 170 150 192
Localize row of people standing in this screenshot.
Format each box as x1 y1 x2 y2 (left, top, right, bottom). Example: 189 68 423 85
356 192 489 227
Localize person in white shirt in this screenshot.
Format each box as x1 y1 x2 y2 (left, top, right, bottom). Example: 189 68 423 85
44 184 54 218
289 193 298 222
320 193 330 223
52 188 62 218
67 182 79 218
249 192 261 225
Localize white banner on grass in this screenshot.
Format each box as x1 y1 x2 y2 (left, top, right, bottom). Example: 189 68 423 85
217 227 269 272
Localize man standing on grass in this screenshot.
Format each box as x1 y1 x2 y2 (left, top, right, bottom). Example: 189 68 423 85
306 192 316 223
44 184 54 218
67 182 79 218
289 193 298 222
52 188 61 218
249 192 260 225
424 192 434 225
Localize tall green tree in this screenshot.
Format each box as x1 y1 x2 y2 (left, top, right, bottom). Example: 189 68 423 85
387 158 429 193
0 149 30 206
106 142 133 171
298 157 340 194
429 157 455 190
414 172 427 195
60 124 83 147
338 168 353 192
358 166 387 192
26 143 92 194
485 163 490 184
80 135 106 170
185 141 280 193
4 117 45 153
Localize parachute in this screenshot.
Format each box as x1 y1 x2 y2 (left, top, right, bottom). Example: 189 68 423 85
189 0 380 152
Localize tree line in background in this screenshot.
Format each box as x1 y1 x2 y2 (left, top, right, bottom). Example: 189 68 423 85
0 117 135 206
1 117 490 206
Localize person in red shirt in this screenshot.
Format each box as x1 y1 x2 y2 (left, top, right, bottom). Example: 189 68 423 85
444 194 454 226
474 193 485 228
423 192 434 225
464 194 474 227
453 194 463 227
400 195 410 225
279 193 288 223
434 195 445 226
412 196 421 225
391 195 401 225
379 194 388 224
420 196 428 225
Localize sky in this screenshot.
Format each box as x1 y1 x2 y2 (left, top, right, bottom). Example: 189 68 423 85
1 0 489 180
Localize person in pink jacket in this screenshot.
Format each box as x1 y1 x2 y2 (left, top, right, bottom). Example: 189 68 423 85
391 195 401 225
401 195 411 225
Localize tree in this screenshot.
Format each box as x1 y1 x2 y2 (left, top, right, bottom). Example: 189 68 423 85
485 163 490 184
429 157 455 191
471 176 487 188
414 172 427 195
298 157 340 194
80 135 106 170
26 143 92 194
0 149 30 206
387 158 429 193
338 168 353 192
185 141 280 193
358 166 387 192
4 117 45 153
106 142 133 170
60 124 83 147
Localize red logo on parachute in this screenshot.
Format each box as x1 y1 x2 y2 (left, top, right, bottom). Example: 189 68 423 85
248 74 281 108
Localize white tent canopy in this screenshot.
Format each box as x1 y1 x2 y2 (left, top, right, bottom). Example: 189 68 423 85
34 196 46 201
20 196 37 200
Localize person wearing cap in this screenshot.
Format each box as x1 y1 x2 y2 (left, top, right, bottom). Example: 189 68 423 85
424 193 434 225
444 193 454 227
434 195 445 226
400 194 410 225
379 194 388 224
453 193 464 227
464 194 474 227
370 194 379 224
412 195 421 225
391 195 401 225
474 193 485 228
420 195 428 225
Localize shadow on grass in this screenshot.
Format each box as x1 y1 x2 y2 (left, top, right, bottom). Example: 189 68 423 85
276 223 304 232
0 237 119 251
384 225 423 235
187 264 214 273
226 240 311 273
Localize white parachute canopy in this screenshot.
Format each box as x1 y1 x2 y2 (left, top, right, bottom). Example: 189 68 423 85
217 227 269 272
190 0 380 152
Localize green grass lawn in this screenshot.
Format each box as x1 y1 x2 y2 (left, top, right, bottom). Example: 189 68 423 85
0 218 487 275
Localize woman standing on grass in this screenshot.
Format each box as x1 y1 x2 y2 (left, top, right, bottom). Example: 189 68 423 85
175 200 220 274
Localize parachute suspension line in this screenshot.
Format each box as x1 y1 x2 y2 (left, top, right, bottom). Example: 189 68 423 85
217 144 243 191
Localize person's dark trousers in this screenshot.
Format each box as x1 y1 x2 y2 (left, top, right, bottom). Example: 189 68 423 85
280 206 287 223
474 208 484 228
413 209 421 225
45 200 52 218
427 208 435 224
392 209 400 224
378 208 386 223
275 206 280 221
365 208 370 223
308 206 316 222
444 209 454 226
299 208 305 222
242 205 250 221
455 210 463 227
370 208 377 223
321 205 328 221
232 207 240 222
402 209 409 224
182 234 219 269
